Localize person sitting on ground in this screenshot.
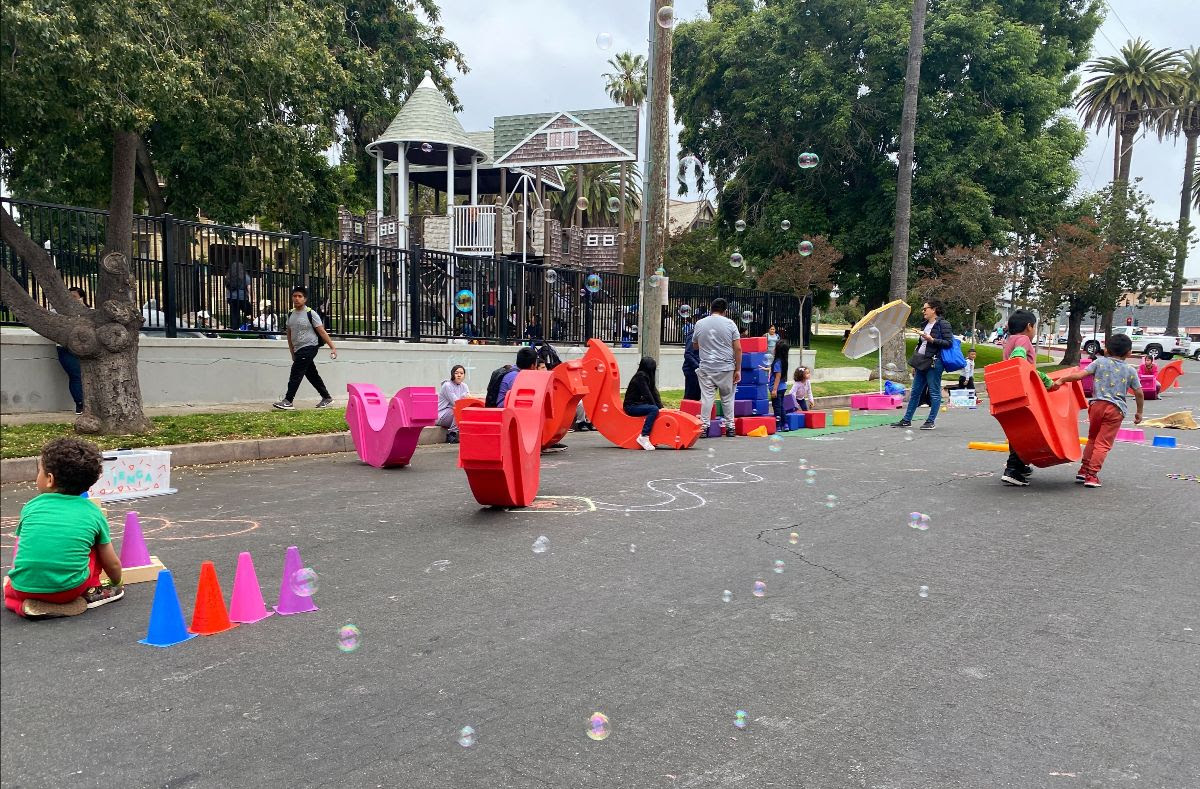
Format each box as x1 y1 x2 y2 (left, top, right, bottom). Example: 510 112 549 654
788 366 813 412
1139 354 1161 395
253 300 277 333
4 438 124 620
623 356 664 451
494 346 539 409
946 349 977 395
437 364 470 444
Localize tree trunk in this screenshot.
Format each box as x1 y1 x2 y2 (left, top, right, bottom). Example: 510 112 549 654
1061 304 1086 368
1165 130 1197 336
884 0 929 381
1117 113 1139 185
135 137 166 216
639 0 672 361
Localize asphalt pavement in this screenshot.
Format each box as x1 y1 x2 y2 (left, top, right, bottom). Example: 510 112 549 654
2 364 1198 789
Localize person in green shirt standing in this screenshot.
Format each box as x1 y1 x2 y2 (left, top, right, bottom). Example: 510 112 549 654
4 438 124 620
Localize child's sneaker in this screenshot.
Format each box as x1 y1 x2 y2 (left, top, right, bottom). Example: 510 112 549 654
1001 469 1030 486
83 583 124 609
1075 472 1086 484
636 435 655 451
272 399 294 410
1082 474 1102 488
724 422 736 438
21 597 87 620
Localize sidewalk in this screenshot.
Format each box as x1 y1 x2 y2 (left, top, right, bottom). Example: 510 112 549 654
1 400 289 426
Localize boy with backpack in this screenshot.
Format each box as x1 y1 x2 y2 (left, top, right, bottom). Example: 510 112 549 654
273 287 338 411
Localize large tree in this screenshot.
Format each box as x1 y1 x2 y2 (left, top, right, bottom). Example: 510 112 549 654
914 245 1008 347
548 164 641 229
1162 48 1200 336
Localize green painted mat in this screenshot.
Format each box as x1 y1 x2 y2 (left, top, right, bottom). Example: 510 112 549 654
776 412 898 438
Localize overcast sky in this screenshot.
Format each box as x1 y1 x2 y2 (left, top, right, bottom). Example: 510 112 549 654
436 0 1198 276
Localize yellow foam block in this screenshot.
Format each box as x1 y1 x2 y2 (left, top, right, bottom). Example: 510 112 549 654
100 556 165 586
832 409 851 426
747 426 769 437
967 441 1009 452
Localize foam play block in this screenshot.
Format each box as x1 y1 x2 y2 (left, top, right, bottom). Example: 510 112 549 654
736 384 769 401
747 426 769 437
345 384 438 468
733 400 754 417
1139 373 1159 400
785 412 805 430
832 409 851 426
707 421 724 437
1152 435 1177 448
1115 428 1145 443
103 556 166 586
752 398 771 415
740 351 767 370
680 399 716 419
740 367 769 386
735 416 776 436
783 393 798 412
804 411 827 429
992 359 1088 468
850 394 870 410
1157 359 1183 390
741 336 768 353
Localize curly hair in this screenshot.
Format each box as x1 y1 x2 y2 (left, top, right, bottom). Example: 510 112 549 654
40 437 103 495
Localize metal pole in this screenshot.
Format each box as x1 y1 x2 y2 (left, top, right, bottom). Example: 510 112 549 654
521 176 528 265
636 1 658 357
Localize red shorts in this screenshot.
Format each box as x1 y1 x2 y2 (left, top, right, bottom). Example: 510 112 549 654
4 549 100 617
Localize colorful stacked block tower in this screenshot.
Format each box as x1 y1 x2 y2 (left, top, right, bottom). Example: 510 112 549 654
733 337 777 436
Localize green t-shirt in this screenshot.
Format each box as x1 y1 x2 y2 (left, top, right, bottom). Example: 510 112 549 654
8 493 111 593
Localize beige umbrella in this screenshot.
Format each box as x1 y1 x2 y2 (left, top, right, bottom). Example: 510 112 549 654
842 299 913 393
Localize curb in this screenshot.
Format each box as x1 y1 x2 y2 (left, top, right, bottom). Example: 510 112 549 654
0 425 451 485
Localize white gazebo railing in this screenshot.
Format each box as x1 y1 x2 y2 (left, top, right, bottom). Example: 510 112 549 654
453 205 497 255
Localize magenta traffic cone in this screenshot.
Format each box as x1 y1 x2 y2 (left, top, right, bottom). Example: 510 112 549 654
274 546 318 615
229 551 273 624
119 511 152 567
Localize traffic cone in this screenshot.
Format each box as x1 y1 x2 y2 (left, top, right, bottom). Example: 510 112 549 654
119 511 152 567
274 545 318 616
229 551 273 624
188 561 238 635
139 570 197 648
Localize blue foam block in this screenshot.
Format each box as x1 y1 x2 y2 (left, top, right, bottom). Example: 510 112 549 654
785 412 805 430
741 352 767 370
736 384 769 401
752 398 771 415
740 368 769 386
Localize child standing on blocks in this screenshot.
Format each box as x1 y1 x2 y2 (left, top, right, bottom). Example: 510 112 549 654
4 438 124 620
1055 332 1143 488
1000 310 1059 487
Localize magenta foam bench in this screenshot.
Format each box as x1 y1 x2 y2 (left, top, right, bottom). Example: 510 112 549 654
851 393 904 410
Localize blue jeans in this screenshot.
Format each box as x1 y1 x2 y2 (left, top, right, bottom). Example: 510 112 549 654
624 403 660 435
56 346 83 408
903 361 943 423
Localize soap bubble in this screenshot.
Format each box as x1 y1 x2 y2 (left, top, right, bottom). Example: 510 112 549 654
741 309 753 324
596 32 613 50
798 240 814 256
587 712 610 741
752 580 766 597
734 710 748 729
532 535 549 554
607 196 621 213
735 219 747 232
825 494 838 509
458 725 476 747
290 568 318 597
789 531 799 544
576 196 589 212
729 251 744 268
678 303 693 319
773 560 785 574
780 219 791 231
797 151 820 169
600 403 609 413
585 274 602 293
768 435 782 452
722 589 733 603
629 544 636 553
681 153 699 170
454 289 475 313
337 624 361 653
918 585 930 599
908 512 930 531
420 142 434 154
545 269 558 284
706 446 716 458
904 429 913 441
656 5 675 28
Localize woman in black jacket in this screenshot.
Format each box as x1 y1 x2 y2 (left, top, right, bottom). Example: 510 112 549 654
623 356 664 451
893 299 953 430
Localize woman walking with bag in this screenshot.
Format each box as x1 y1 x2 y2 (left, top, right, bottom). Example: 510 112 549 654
892 299 953 430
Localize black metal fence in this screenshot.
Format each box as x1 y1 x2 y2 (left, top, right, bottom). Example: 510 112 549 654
1 198 804 346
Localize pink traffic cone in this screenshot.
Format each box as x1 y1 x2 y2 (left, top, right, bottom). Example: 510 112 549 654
274 545 318 615
119 511 152 567
229 551 273 624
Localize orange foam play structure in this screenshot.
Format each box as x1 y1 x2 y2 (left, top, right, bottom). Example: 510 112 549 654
578 339 702 450
457 370 550 507
985 358 1087 467
1157 359 1184 391
454 397 484 427
541 359 589 448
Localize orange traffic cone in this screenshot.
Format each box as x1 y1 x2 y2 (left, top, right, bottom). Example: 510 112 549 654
189 561 238 636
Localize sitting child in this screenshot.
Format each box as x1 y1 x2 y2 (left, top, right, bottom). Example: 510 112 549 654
4 438 123 620
1140 355 1161 395
787 366 813 412
623 356 664 451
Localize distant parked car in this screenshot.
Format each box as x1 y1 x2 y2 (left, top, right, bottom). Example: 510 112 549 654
1079 325 1193 359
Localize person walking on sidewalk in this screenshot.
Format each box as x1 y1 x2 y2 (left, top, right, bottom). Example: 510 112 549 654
694 298 742 438
273 287 337 410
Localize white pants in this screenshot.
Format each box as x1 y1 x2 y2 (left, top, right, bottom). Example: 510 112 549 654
697 368 736 429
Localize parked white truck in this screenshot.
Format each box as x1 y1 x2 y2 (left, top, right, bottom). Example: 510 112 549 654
1080 326 1196 359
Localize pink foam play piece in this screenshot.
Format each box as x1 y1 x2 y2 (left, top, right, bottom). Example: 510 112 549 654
345 384 438 468
1138 373 1159 400
851 393 904 410
229 551 274 624
274 545 318 616
119 511 153 567
1115 428 1145 443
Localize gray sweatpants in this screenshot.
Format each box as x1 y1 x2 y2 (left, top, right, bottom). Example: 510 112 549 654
697 368 736 430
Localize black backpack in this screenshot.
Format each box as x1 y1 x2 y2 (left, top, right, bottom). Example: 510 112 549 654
485 365 512 408
306 308 326 348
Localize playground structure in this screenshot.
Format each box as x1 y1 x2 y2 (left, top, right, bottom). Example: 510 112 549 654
345 384 438 468
986 357 1087 467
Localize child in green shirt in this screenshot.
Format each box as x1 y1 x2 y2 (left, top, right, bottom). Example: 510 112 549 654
4 438 124 620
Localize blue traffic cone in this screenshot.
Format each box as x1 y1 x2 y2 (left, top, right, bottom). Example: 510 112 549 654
139 569 198 647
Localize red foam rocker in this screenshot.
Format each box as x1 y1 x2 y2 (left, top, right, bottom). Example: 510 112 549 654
458 370 551 507
578 339 702 450
1157 359 1184 392
345 384 438 468
541 359 589 449
985 358 1086 467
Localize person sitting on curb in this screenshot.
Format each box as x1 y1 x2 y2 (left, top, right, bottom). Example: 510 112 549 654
437 364 470 444
623 356 664 451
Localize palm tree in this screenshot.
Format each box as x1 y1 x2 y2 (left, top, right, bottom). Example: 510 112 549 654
1076 39 1182 186
548 163 641 229
603 52 647 259
1163 48 1200 335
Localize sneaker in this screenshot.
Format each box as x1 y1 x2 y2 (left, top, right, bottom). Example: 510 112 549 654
272 399 294 410
21 597 87 620
315 397 334 409
1075 473 1086 484
1082 474 1102 488
74 404 84 415
636 435 656 451
1001 469 1030 487
447 430 459 445
542 442 568 453
83 583 124 609
919 420 936 430
891 419 912 428
1021 465 1035 477
725 423 736 438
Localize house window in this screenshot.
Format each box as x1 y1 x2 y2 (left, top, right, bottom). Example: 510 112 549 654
546 129 579 151
602 235 615 247
585 235 600 247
